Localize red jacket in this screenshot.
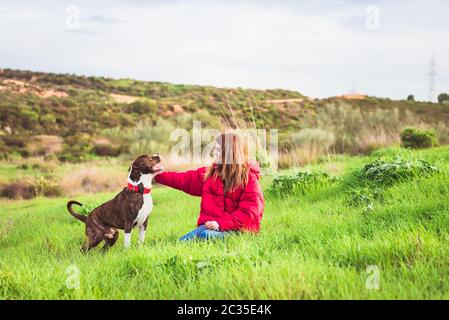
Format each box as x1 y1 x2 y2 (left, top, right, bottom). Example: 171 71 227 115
155 163 264 232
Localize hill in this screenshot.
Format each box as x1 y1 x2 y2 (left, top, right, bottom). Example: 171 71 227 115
1 69 448 162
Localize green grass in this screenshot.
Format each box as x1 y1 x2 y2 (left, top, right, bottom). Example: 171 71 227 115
1 147 449 299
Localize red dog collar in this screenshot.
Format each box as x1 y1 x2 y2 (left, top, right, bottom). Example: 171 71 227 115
127 183 151 194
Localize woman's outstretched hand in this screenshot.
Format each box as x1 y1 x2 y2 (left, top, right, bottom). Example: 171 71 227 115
205 221 219 231
153 164 164 175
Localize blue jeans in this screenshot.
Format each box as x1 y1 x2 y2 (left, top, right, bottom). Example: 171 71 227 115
179 225 227 241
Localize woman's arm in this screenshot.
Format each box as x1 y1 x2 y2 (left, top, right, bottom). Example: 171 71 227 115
154 167 205 196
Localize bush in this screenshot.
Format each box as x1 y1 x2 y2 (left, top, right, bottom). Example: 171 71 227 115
267 171 334 198
354 156 438 187
437 93 449 104
1 135 26 148
30 176 62 197
407 95 415 102
0 182 35 199
126 99 157 115
59 134 94 162
0 176 63 199
93 143 121 157
400 128 438 149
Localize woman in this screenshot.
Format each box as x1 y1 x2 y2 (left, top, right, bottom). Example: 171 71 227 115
155 133 264 241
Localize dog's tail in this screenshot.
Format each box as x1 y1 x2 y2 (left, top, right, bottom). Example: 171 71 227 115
67 200 87 223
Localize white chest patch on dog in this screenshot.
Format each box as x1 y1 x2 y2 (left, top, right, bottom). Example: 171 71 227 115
134 194 153 227
128 172 154 228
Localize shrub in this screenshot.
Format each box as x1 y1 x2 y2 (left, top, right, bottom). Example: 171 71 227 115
267 171 334 198
437 93 449 104
1 135 26 148
0 176 62 199
354 156 438 187
400 128 438 149
0 182 34 199
30 176 62 197
93 143 121 157
126 99 157 115
59 134 94 162
407 95 415 102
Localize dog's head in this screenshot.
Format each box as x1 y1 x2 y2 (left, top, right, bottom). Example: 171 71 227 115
129 153 162 182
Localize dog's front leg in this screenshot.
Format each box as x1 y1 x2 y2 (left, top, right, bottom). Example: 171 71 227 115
124 222 132 249
139 218 148 245
124 232 131 249
139 226 145 244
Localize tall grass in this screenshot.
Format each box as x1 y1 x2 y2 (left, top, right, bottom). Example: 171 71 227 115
60 166 127 196
313 103 420 154
1 146 449 299
290 128 335 164
277 103 448 167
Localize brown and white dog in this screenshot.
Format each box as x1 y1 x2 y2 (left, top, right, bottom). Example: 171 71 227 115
67 154 162 252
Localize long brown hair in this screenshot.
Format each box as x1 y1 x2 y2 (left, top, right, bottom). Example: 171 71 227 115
204 133 249 192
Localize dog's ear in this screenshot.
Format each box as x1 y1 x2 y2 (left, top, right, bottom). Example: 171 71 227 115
129 161 142 182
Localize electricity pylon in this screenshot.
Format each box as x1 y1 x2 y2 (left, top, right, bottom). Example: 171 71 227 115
428 54 437 102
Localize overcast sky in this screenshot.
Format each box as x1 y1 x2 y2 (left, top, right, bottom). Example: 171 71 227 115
1 0 448 101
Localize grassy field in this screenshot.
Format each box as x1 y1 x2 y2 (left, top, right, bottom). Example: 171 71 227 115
1 146 449 299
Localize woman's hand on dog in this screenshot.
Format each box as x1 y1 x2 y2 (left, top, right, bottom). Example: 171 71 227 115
153 164 164 175
205 221 219 231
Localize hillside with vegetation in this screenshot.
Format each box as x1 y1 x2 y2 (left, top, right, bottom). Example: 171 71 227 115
1 69 449 164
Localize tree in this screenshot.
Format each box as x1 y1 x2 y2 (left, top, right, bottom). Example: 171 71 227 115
407 94 415 102
437 93 449 104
